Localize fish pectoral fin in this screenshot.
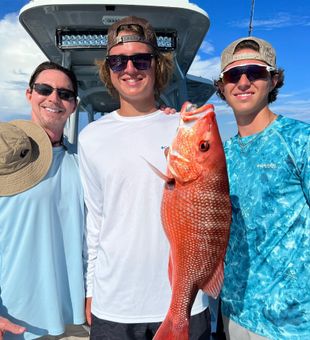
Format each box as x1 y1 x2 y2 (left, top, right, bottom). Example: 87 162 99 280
201 261 224 299
141 157 172 182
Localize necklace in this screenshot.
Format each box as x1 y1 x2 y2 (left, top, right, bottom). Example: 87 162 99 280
237 114 275 152
51 135 64 147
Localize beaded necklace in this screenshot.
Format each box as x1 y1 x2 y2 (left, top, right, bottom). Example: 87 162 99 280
237 115 275 152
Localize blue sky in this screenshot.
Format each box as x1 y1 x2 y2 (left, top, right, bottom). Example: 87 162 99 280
0 0 309 140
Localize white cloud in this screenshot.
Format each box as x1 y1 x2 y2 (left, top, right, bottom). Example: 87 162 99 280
271 95 310 121
231 12 310 30
199 40 215 55
188 54 220 81
0 13 46 121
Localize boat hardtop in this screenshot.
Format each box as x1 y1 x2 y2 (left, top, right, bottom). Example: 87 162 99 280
19 0 214 146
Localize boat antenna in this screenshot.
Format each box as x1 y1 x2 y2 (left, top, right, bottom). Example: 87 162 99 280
248 0 255 36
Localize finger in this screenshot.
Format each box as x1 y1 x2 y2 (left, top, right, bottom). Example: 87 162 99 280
85 298 92 326
4 322 26 335
86 310 92 326
163 107 176 115
0 317 25 335
181 115 199 123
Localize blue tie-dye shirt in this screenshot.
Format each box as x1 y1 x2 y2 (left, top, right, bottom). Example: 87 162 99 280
221 115 310 340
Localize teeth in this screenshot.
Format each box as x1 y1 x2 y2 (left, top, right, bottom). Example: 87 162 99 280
236 93 251 97
45 107 61 113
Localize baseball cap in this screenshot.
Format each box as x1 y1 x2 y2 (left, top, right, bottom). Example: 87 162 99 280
221 36 276 71
107 16 158 52
0 120 52 196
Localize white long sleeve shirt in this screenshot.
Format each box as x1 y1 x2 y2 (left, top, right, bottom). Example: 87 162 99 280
78 110 208 323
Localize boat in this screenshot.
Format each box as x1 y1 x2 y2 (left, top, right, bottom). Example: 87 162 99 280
19 0 215 148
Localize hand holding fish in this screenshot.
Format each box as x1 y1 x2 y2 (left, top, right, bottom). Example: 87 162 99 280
0 317 25 339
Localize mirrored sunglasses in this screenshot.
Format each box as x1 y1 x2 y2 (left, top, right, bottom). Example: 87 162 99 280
33 83 76 101
106 53 154 72
220 64 276 84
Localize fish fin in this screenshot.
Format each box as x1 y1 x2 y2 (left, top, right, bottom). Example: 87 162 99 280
201 261 224 299
153 313 189 340
141 157 171 182
168 253 173 287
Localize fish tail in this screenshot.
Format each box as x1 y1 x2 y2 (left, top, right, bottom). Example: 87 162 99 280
201 261 224 299
153 314 189 340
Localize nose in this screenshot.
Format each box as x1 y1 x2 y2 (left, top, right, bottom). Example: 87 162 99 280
237 73 251 88
124 59 137 73
47 89 61 101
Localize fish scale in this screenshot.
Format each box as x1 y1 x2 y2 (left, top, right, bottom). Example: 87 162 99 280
153 102 231 340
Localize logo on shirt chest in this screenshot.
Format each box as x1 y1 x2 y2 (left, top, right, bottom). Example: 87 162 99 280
256 163 277 169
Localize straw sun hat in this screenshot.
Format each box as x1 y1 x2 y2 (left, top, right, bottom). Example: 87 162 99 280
0 120 52 196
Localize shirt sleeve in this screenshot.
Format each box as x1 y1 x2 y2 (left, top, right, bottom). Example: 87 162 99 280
78 137 103 297
300 134 310 205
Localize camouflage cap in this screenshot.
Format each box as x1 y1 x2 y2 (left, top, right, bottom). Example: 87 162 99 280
221 36 276 71
107 16 158 52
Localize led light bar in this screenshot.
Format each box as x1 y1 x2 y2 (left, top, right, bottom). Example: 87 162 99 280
56 29 177 51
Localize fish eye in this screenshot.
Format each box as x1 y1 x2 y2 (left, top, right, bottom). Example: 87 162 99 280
199 140 210 152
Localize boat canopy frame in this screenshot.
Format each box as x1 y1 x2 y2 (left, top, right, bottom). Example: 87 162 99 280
19 0 215 146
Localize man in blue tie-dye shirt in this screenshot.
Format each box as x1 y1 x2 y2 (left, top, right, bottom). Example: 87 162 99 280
214 36 310 339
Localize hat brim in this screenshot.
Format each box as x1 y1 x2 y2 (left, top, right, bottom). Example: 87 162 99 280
0 120 52 196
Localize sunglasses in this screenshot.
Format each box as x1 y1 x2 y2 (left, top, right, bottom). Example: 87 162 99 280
33 83 76 101
106 53 154 72
220 64 276 84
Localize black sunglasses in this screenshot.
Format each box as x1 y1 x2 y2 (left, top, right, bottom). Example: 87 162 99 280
220 64 276 84
106 53 154 72
33 83 76 101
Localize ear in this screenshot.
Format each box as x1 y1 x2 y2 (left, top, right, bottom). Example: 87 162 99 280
71 97 80 115
217 81 225 96
270 73 279 90
25 88 32 102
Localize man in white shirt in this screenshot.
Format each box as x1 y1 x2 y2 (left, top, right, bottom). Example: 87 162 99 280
79 16 210 339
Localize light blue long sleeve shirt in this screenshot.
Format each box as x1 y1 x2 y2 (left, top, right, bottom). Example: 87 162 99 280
0 147 85 339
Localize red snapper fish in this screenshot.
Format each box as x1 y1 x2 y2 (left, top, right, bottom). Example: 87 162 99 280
153 102 231 340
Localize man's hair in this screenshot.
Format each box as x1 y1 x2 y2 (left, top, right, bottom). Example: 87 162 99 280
214 40 284 104
29 61 78 98
96 23 174 100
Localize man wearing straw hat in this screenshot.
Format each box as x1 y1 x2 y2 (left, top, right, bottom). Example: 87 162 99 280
0 61 87 339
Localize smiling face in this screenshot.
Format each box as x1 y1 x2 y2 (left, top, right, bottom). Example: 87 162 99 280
26 69 77 135
108 31 156 112
219 48 278 120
